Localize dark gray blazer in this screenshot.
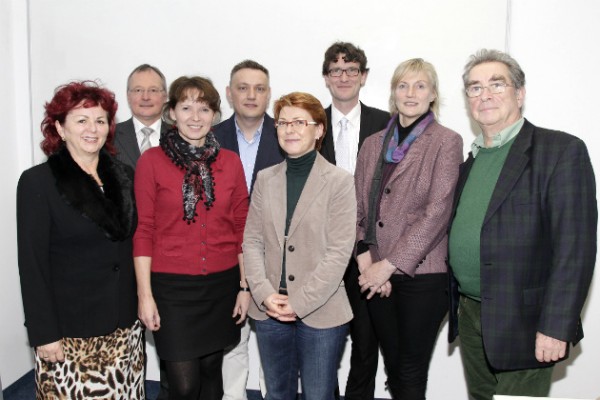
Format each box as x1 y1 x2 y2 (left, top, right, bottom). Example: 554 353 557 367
213 113 284 194
448 119 597 370
320 102 389 165
114 118 170 169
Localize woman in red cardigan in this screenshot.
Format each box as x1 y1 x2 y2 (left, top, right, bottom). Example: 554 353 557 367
133 76 250 400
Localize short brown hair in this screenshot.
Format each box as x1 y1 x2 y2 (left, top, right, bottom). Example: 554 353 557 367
163 76 221 123
273 92 327 151
230 60 269 83
322 42 369 76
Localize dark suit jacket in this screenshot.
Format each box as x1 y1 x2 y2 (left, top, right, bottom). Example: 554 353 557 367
17 149 138 347
114 118 170 169
213 113 284 193
448 119 597 370
320 102 390 164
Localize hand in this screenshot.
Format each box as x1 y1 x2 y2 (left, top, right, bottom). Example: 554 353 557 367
378 280 392 298
138 295 161 331
264 293 297 322
358 259 396 299
356 250 373 274
535 331 567 362
37 340 65 363
232 291 252 324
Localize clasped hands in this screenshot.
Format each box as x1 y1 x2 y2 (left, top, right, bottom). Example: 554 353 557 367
264 293 297 322
357 251 396 299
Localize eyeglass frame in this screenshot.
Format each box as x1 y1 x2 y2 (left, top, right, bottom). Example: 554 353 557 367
465 81 513 98
327 67 361 78
128 87 166 96
275 120 319 130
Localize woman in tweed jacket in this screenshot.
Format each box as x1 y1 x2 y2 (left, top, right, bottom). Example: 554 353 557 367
354 58 463 399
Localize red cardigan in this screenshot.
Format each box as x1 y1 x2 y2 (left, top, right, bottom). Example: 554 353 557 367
133 146 249 275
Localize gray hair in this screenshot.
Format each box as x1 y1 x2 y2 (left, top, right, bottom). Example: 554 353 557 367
463 49 525 89
127 64 167 91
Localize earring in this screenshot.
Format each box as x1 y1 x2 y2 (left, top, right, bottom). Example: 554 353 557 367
61 136 66 142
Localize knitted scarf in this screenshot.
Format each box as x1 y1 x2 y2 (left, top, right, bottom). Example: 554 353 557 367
160 128 220 223
363 111 434 246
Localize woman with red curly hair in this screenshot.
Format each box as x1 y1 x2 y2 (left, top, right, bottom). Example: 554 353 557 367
17 81 143 399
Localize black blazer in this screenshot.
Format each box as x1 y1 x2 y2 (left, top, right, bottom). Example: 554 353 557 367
448 119 597 370
17 148 138 347
114 118 170 169
213 113 284 194
320 102 390 164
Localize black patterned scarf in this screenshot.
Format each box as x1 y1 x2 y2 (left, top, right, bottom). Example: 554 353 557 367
160 128 220 223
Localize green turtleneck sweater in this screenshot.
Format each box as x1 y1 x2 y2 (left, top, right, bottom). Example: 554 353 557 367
279 150 317 291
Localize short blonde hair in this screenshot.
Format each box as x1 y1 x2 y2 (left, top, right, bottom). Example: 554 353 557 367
388 58 440 118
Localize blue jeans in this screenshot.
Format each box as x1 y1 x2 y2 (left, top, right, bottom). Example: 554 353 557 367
255 318 348 400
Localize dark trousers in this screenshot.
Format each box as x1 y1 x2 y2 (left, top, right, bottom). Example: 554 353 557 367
344 260 379 400
458 295 553 400
368 273 448 400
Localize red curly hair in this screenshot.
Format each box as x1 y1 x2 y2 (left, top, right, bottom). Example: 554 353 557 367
40 81 118 156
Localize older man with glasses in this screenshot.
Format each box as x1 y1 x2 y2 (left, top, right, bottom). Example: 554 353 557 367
448 49 597 400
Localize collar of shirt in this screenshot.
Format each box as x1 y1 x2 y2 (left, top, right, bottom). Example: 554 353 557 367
471 117 524 157
234 115 265 191
234 116 264 145
133 117 163 149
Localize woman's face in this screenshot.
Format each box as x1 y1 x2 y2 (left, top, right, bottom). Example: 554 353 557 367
276 106 323 158
169 91 215 147
55 104 109 159
394 71 436 127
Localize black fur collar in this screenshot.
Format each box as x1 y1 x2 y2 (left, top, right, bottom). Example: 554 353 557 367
47 147 136 241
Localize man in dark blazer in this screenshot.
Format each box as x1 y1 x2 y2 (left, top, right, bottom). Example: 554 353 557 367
320 42 389 400
114 64 168 169
448 49 597 400
213 60 283 400
114 64 170 400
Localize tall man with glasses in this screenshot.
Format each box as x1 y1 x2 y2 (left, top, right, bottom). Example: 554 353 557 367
213 59 284 400
320 42 389 400
115 64 170 400
448 49 597 399
115 64 169 169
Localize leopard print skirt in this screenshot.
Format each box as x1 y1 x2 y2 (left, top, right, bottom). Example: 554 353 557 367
34 320 145 400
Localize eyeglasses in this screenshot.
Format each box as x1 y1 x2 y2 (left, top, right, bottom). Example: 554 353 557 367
328 67 361 78
465 82 513 98
275 120 319 130
128 87 165 96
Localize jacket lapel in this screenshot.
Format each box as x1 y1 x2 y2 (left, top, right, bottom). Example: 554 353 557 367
287 155 327 239
483 120 533 225
267 163 288 248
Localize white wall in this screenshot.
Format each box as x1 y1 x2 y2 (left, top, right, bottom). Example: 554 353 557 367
509 1 600 398
3 0 599 398
0 0 37 388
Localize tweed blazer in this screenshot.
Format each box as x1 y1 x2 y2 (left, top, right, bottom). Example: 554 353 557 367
448 119 597 370
355 119 463 277
243 153 356 329
213 113 284 194
320 102 390 164
114 118 169 169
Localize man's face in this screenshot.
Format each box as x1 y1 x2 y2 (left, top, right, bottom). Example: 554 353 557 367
126 70 167 125
323 53 367 105
466 61 525 136
226 68 270 120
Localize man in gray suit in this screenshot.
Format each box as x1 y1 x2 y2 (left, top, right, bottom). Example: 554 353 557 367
114 64 168 169
114 64 169 400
